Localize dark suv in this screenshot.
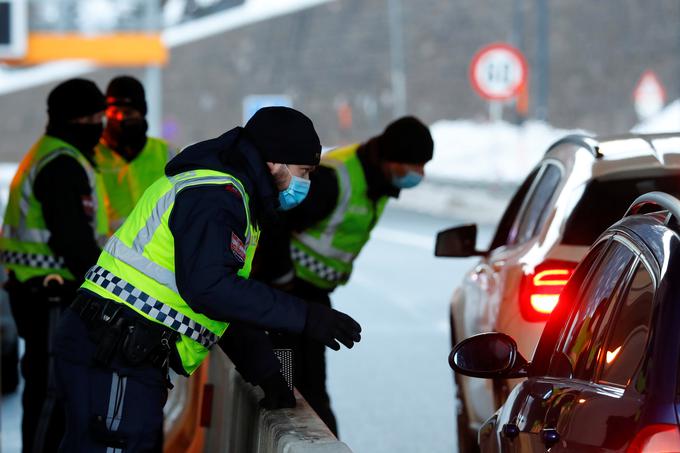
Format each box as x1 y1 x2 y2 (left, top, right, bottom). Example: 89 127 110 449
450 192 680 452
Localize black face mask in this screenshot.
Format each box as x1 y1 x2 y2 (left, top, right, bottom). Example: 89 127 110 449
46 122 104 158
102 118 149 161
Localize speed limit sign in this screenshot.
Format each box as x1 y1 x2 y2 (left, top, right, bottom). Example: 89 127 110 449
470 43 527 101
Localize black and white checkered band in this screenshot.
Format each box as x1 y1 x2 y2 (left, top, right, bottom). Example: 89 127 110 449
290 245 348 283
85 266 219 348
0 250 64 269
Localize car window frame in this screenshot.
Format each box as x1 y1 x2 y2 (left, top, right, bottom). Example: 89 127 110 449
508 160 564 247
592 243 657 390
547 236 639 381
488 167 540 251
530 236 612 376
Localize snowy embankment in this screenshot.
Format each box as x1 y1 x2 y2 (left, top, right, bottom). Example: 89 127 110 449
394 119 582 222
395 101 680 222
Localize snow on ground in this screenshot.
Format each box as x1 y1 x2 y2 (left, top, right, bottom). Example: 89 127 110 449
426 119 582 184
632 99 680 134
394 119 585 222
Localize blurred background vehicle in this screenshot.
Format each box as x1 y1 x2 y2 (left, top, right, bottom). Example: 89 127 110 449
450 191 680 452
437 132 680 451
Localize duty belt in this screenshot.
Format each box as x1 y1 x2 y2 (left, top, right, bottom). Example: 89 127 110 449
71 293 180 370
85 265 219 348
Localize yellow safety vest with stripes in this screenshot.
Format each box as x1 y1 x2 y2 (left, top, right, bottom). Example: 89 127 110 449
95 137 172 231
0 135 109 282
291 145 388 290
81 169 260 375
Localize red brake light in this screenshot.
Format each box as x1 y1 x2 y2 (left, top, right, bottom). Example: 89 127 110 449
520 261 576 322
627 424 680 453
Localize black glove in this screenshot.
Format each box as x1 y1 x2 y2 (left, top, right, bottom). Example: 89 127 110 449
303 303 362 351
259 371 295 410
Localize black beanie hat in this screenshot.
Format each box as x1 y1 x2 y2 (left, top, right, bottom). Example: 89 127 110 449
47 78 106 122
377 116 434 164
106 75 148 115
244 106 321 165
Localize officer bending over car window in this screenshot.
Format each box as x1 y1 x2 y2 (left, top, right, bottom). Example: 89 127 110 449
52 107 362 452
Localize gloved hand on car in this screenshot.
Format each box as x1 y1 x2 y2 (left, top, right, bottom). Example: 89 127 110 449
303 303 362 351
259 371 295 409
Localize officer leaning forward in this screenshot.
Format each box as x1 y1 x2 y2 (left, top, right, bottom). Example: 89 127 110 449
255 116 434 435
53 106 363 452
95 75 175 231
0 78 108 453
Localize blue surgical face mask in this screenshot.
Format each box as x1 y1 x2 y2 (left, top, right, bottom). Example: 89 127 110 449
392 170 423 189
278 166 311 211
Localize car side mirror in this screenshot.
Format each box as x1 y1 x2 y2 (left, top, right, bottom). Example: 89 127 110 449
448 332 529 379
435 224 486 257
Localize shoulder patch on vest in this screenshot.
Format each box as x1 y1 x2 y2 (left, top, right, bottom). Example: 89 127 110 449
225 185 242 198
230 232 246 263
81 195 95 218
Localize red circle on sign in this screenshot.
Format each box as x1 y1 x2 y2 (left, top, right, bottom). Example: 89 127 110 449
469 42 528 101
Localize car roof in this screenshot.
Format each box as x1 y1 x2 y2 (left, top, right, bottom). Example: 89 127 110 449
544 133 680 181
609 192 680 275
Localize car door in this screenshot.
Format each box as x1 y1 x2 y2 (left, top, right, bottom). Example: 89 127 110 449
555 253 656 451
497 238 637 452
465 163 562 336
461 167 539 338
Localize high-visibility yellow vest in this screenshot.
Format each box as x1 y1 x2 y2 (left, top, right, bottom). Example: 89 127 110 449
81 169 260 375
0 135 109 282
291 145 388 290
95 137 172 231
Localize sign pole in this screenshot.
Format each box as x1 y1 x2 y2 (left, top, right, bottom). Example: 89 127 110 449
489 101 503 122
470 42 527 119
145 65 162 137
144 0 162 137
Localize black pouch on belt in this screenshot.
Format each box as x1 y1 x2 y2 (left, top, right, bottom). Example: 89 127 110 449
121 319 164 366
93 317 126 367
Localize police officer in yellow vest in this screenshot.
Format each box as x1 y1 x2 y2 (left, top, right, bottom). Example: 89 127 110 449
0 78 108 453
256 116 434 435
95 75 174 231
52 107 362 452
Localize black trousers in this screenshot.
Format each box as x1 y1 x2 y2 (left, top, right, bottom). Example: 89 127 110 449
6 275 74 453
272 279 338 436
53 308 166 453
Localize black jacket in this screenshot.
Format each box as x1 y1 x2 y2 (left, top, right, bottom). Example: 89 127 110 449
33 138 101 282
166 127 308 334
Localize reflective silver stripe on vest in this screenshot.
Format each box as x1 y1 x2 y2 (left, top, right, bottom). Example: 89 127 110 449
103 173 250 292
19 147 100 235
86 265 219 348
1 225 51 243
131 174 250 253
104 236 179 293
0 250 64 269
293 159 356 262
290 244 348 283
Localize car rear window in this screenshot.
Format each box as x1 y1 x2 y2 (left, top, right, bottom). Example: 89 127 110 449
562 173 680 246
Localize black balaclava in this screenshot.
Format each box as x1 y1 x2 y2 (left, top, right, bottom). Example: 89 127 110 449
45 78 106 159
102 75 149 161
